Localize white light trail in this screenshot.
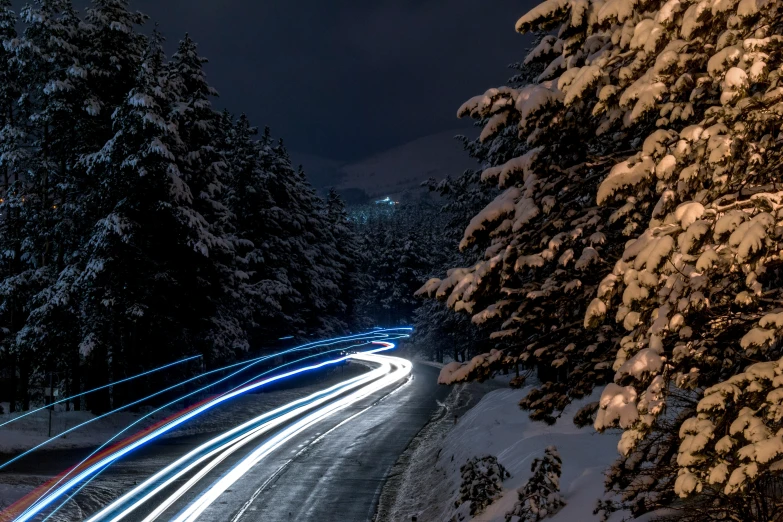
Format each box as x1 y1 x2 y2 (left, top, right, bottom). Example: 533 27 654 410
10 332 411 522
171 353 411 522
89 362 389 522
14 354 365 522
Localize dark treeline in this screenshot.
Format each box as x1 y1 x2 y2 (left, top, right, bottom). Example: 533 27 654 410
350 166 500 364
0 0 362 413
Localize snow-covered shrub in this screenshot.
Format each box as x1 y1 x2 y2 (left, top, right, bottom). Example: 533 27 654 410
506 446 566 522
454 455 511 515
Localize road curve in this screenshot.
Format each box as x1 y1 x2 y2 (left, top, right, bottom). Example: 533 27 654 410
2 351 448 522
209 360 448 522
96 355 446 522
2 330 417 522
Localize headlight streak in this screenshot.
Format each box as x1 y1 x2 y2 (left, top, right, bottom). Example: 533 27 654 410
11 355 357 522
42 372 374 522
31 338 391 520
9 330 410 522
230 356 415 522
81 370 384 522
13 328 409 517
171 353 412 522
132 365 392 522
2 351 285 473
0 355 203 430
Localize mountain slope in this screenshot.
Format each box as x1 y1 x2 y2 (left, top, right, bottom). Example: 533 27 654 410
335 129 476 200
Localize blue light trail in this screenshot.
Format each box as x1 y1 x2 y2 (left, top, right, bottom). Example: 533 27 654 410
10 328 411 522
0 354 202 429
15 346 404 522
1 328 410 471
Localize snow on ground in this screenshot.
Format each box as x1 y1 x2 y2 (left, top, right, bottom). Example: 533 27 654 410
0 407 168 455
380 383 624 522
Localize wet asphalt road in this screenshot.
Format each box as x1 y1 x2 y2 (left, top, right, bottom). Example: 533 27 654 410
2 361 448 522
203 362 448 522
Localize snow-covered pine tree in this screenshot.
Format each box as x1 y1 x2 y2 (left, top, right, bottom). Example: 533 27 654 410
76 36 213 409
167 34 246 357
325 188 365 330
455 455 511 516
0 0 19 187
422 0 783 517
360 201 445 326
415 159 505 366
263 139 341 334
416 6 637 422
0 1 363 411
223 115 293 341
8 0 96 409
281 161 347 335
0 0 27 412
83 0 147 141
505 446 565 522
576 0 783 517
413 299 489 364
225 123 347 338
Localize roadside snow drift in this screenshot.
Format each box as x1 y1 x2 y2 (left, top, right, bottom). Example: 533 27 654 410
389 386 623 521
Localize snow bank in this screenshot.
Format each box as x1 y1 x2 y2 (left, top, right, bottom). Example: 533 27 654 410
385 385 625 521
0 408 167 454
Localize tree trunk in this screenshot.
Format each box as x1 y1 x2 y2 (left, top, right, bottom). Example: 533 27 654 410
8 356 16 413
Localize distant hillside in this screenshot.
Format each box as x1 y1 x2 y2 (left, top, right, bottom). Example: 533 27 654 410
336 129 476 201
293 129 477 204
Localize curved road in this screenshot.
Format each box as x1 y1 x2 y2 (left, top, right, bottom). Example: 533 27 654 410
208 361 447 522
2 358 447 522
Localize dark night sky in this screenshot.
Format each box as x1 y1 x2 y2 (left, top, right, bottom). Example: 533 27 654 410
128 1 534 162
18 1 537 180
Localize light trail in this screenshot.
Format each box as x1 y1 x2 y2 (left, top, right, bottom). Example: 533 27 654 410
28 333 405 517
95 359 394 522
4 328 410 471
6 329 411 522
171 353 411 522
1 353 274 472
0 354 203 429
9 355 360 522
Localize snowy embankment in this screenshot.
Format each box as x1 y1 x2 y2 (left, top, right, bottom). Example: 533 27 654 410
380 382 629 522
0 405 167 455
